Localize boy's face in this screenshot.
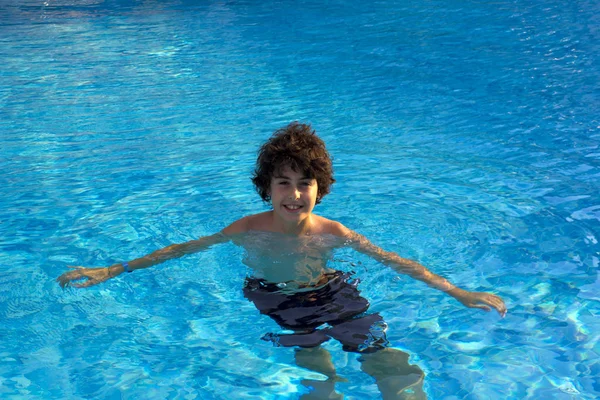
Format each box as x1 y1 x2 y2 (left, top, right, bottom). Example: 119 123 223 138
269 166 319 224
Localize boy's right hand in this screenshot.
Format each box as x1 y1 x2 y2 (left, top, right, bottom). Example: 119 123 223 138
56 266 114 288
447 287 507 317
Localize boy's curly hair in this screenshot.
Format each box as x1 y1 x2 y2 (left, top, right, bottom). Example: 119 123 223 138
252 122 335 204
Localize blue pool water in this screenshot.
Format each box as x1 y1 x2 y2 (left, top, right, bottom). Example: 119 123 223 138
1 0 599 398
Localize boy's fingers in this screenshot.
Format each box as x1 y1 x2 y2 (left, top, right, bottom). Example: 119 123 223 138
72 279 94 288
482 297 507 316
487 298 502 309
492 298 505 308
57 274 75 288
495 300 507 315
485 295 505 309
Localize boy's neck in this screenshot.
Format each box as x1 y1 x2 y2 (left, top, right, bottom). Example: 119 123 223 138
270 211 313 236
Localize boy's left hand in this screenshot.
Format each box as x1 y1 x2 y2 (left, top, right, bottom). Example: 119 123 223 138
448 287 507 317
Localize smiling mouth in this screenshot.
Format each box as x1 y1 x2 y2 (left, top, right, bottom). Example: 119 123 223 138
283 204 303 211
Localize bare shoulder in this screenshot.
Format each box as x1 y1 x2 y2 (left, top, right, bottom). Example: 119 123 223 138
221 216 250 235
312 215 352 237
245 212 273 231
222 212 273 235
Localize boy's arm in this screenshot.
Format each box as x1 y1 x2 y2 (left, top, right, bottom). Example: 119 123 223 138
335 224 506 317
57 230 234 289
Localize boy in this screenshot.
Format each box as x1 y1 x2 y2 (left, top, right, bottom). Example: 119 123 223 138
58 122 506 399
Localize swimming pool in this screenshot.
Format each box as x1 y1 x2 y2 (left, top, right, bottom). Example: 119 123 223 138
1 0 598 398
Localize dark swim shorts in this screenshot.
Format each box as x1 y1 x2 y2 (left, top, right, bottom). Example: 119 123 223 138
243 271 388 353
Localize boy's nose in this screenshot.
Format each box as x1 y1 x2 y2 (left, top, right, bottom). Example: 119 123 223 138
292 188 301 199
